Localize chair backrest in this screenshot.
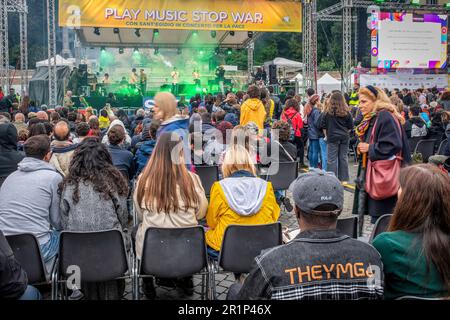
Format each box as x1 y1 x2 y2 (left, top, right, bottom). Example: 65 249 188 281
140 226 207 278
336 217 358 239
409 137 422 154
414 139 437 162
5 233 48 284
369 214 392 243
195 165 219 196
58 230 128 282
437 139 448 156
219 223 283 274
267 162 298 190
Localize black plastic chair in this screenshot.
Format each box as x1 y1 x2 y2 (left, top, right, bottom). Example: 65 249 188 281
210 223 283 299
409 137 422 154
5 233 50 286
195 165 220 197
135 226 210 300
51 230 130 300
369 214 392 243
336 217 358 239
414 139 437 163
266 162 299 191
437 139 448 156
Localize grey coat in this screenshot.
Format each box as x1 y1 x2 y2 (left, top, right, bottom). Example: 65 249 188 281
60 181 128 232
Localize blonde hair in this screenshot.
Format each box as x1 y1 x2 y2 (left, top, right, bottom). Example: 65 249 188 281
154 92 177 120
359 86 405 125
222 144 257 178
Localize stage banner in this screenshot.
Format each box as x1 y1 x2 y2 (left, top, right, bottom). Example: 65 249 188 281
59 0 302 32
360 74 449 90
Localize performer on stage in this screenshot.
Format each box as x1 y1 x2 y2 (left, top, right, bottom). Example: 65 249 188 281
102 73 111 84
215 65 225 94
193 69 200 87
140 69 147 95
171 67 180 96
130 68 139 85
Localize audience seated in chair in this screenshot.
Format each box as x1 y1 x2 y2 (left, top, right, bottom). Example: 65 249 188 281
372 164 450 299
228 169 384 300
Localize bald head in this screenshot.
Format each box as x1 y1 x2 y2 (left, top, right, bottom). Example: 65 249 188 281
53 121 70 141
37 111 49 121
14 113 25 122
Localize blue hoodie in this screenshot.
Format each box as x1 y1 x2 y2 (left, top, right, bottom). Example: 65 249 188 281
134 140 156 175
157 115 189 139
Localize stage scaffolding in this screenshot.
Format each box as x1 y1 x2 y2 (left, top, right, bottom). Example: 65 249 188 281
0 0 28 95
302 0 449 94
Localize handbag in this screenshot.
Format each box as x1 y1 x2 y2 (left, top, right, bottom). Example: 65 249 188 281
365 115 403 200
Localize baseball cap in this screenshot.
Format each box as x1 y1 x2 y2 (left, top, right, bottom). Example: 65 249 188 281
289 169 344 216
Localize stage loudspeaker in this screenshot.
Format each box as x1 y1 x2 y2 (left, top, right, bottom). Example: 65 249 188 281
269 64 277 84
78 64 88 72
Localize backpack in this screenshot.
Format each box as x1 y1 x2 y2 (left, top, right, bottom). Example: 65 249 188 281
411 123 427 138
284 112 298 141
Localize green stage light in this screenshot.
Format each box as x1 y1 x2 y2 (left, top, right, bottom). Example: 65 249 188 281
193 30 199 36
153 29 159 37
101 47 106 52
226 48 232 55
199 49 204 55
133 47 139 53
411 0 420 5
446 2 450 9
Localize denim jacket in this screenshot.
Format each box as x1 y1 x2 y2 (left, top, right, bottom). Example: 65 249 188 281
237 229 384 300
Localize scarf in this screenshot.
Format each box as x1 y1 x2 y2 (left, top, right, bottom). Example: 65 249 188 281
355 112 376 141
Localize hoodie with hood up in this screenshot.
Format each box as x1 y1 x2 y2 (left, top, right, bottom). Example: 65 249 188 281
240 98 267 130
0 123 24 184
0 157 62 245
205 171 280 251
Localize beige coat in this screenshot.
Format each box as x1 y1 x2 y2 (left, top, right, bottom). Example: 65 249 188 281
134 171 208 259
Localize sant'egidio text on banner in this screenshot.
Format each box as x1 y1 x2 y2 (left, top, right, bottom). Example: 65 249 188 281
59 0 302 32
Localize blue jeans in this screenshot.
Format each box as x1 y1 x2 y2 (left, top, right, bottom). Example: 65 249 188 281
319 138 328 171
40 230 60 263
308 139 320 168
18 285 41 300
207 246 220 261
274 190 285 201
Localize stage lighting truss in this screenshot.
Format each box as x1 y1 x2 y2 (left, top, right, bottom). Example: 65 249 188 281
135 28 141 37
93 27 100 36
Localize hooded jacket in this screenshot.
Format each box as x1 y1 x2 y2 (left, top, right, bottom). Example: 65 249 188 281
0 231 28 299
205 171 280 251
157 115 189 139
404 116 427 139
102 119 132 147
0 157 62 246
282 108 304 138
49 140 78 177
0 123 25 184
240 98 267 130
134 139 156 175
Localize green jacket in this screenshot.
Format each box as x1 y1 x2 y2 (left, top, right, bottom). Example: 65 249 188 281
373 231 448 299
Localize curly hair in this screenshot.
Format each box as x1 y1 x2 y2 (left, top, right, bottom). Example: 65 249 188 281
59 138 129 204
272 120 291 142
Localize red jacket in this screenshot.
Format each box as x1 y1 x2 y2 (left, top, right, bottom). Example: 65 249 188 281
282 108 303 137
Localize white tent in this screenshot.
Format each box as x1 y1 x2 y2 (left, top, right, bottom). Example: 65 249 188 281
317 73 341 94
36 55 75 68
264 57 304 69
290 72 303 82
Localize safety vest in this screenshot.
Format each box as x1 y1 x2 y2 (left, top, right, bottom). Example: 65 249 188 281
349 92 359 106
